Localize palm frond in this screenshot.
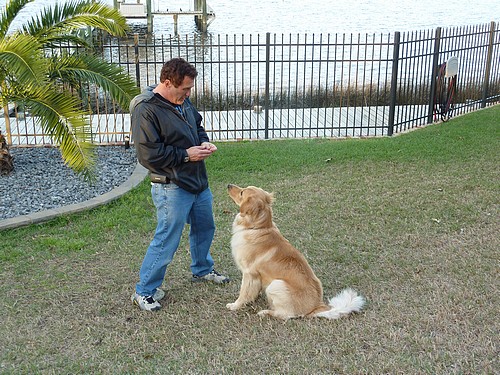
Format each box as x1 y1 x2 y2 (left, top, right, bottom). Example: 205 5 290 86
18 86 96 180
23 0 129 46
50 53 140 109
0 33 46 86
67 1 129 35
0 0 33 39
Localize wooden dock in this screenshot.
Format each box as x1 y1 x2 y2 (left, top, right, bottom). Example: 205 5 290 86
114 0 215 34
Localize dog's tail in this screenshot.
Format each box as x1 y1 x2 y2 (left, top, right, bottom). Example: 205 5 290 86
314 288 365 320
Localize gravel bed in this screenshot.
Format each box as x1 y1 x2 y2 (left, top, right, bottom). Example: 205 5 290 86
0 146 138 220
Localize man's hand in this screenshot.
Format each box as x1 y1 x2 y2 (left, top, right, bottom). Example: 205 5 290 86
201 142 217 152
186 143 217 161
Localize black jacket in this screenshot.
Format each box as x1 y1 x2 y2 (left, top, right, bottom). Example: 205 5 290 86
130 86 210 194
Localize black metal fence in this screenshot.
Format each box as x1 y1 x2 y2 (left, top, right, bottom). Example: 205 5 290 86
2 21 499 145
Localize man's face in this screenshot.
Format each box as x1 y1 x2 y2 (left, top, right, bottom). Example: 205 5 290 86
165 76 194 105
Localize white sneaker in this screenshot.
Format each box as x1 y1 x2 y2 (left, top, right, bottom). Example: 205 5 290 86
191 269 230 284
131 292 161 311
153 288 165 301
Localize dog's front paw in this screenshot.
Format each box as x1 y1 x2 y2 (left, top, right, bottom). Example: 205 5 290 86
226 302 241 311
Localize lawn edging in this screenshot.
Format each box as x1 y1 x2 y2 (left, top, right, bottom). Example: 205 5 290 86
0 163 148 231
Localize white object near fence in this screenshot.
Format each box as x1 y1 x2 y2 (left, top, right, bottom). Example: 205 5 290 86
446 56 459 77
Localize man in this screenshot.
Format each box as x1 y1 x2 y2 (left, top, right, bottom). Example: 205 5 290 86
130 57 229 312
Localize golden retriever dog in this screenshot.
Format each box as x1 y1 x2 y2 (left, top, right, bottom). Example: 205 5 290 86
226 184 365 320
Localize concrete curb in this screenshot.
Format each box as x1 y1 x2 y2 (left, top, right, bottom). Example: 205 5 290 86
0 163 148 231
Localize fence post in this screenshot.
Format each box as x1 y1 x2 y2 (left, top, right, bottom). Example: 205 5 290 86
264 32 271 139
134 33 141 88
427 27 442 124
481 21 496 108
387 31 400 136
2 105 12 146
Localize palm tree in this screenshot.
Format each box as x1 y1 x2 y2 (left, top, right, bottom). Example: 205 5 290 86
0 0 139 180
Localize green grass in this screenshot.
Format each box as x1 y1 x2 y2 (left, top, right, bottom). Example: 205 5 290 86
1 105 499 374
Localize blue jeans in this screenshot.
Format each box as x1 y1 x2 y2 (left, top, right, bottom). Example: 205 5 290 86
135 183 215 296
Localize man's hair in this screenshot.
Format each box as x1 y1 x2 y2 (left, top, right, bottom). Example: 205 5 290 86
159 58 198 87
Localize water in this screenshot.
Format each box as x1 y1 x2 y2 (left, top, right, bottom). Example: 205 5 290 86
1 0 498 36
158 0 499 35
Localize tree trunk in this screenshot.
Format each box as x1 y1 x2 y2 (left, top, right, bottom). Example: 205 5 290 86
0 131 14 175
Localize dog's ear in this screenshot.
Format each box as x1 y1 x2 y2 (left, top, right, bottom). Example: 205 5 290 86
240 194 273 228
240 196 262 217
